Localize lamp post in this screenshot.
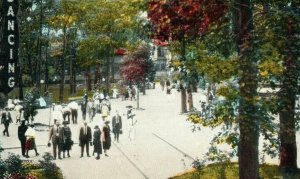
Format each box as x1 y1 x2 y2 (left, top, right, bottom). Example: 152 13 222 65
40 80 44 94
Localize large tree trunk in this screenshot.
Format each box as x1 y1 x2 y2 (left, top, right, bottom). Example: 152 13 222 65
180 82 187 113
44 28 50 93
18 67 24 100
137 85 140 109
26 43 34 86
180 33 187 113
94 66 100 85
69 55 74 95
69 50 77 95
59 56 66 103
207 83 212 104
45 39 49 93
37 0 43 91
73 70 77 94
234 0 259 179
59 27 67 103
187 85 193 111
111 50 115 84
142 81 146 95
72 47 77 94
86 67 92 91
106 55 110 95
279 17 298 176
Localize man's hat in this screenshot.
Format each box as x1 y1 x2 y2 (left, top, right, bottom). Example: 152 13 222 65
62 121 69 125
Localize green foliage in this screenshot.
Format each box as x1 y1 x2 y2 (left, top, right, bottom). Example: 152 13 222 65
23 87 40 122
39 152 61 179
216 85 239 102
171 162 297 179
0 93 8 109
0 147 62 179
0 159 6 179
195 55 238 84
22 74 33 87
185 2 300 170
5 154 28 177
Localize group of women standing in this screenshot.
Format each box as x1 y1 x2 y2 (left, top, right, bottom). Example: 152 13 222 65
93 121 111 160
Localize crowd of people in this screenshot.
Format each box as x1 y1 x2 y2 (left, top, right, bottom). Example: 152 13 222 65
0 80 173 165
1 89 137 161
48 91 124 160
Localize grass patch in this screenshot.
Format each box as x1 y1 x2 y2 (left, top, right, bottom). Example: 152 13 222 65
170 162 298 179
7 85 87 103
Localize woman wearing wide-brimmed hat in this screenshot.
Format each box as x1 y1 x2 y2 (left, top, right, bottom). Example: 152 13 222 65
93 125 102 160
25 123 39 158
102 121 111 156
62 121 73 158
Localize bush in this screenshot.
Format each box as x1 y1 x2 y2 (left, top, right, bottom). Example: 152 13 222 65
0 159 6 178
0 92 8 109
22 75 33 87
0 143 62 179
39 152 62 179
5 154 28 176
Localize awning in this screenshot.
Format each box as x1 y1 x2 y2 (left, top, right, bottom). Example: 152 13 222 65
153 39 169 46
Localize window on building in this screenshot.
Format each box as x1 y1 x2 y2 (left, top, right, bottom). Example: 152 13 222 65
158 47 165 57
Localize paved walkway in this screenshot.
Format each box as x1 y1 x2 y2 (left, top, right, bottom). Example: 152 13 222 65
1 86 298 179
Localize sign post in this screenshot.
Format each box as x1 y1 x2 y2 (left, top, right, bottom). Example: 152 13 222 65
0 0 19 94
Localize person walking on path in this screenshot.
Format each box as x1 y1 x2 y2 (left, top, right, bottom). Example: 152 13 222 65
100 99 110 121
160 79 165 91
112 110 122 142
82 92 88 121
14 103 23 124
1 107 13 137
131 87 136 101
81 103 87 121
67 102 79 124
25 124 39 158
166 80 171 94
126 106 137 142
62 121 73 158
18 119 28 157
87 99 94 123
102 121 111 156
48 120 64 160
93 125 102 160
79 121 92 158
62 107 72 123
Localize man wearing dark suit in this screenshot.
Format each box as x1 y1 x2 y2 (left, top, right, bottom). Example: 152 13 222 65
79 121 92 157
18 120 28 157
48 120 64 160
1 108 13 137
112 110 122 142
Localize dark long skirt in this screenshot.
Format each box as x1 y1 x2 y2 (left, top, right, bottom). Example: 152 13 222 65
102 126 111 150
93 130 102 154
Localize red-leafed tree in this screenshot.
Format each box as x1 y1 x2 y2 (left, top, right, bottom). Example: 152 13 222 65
148 0 227 113
149 1 261 178
121 57 147 84
148 0 227 41
120 44 154 109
